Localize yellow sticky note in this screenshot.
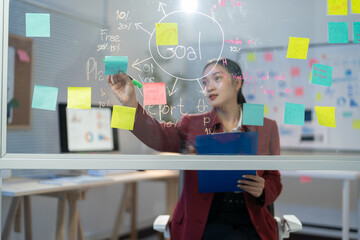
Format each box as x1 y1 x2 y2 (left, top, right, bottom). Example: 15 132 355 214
155 23 178 46
286 37 310 60
111 105 136 130
315 92 322 101
328 0 348 15
352 0 360 13
67 87 91 109
247 52 256 62
315 106 336 128
308 71 313 82
353 119 360 129
264 105 269 115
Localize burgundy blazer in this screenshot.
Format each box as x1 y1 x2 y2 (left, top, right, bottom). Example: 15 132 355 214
132 104 282 240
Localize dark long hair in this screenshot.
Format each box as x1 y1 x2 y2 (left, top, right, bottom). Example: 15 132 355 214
203 58 246 105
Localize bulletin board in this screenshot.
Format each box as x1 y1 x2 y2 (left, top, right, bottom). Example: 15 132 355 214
7 34 33 129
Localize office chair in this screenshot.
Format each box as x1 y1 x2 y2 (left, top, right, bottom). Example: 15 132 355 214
153 171 302 240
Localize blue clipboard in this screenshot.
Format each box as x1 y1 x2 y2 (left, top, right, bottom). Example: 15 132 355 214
195 131 258 193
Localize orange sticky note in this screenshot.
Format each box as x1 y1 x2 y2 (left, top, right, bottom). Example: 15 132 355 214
315 106 336 128
155 23 178 46
143 82 167 105
286 37 310 60
352 0 360 13
111 105 136 130
67 87 91 109
328 0 348 15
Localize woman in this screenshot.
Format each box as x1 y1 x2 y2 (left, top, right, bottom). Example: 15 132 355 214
108 58 282 240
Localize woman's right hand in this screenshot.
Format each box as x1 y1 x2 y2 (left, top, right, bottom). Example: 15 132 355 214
107 73 138 109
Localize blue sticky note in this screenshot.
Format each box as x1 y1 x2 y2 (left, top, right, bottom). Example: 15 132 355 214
311 63 333 87
32 85 59 111
105 56 128 75
26 13 50 37
243 103 264 126
328 22 348 43
354 22 360 43
284 103 305 125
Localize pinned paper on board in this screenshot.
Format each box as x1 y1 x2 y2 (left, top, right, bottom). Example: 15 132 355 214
311 63 333 87
105 56 128 75
67 87 91 109
111 105 136 130
354 22 360 43
284 103 305 126
295 87 304 97
26 13 50 37
353 119 360 129
17 49 30 62
315 106 336 128
328 0 348 15
247 52 256 62
243 103 264 126
155 23 178 45
328 22 349 43
32 85 59 111
286 37 310 60
143 82 167 105
351 0 360 13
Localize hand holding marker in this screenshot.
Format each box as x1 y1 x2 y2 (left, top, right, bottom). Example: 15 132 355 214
103 57 142 88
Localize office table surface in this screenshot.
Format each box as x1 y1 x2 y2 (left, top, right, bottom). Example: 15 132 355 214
2 170 179 197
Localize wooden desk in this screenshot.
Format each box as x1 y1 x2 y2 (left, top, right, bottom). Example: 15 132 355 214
281 170 360 240
2 170 179 240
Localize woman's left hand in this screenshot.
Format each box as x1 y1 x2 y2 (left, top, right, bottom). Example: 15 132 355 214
237 174 265 198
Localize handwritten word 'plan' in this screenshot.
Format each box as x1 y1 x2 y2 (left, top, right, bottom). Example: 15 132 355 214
143 83 167 106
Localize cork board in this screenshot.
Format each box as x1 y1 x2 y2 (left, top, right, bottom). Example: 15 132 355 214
8 34 33 129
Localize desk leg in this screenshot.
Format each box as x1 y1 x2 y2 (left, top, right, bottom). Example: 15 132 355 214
68 191 81 240
2 197 21 240
14 197 22 233
24 196 33 240
112 184 131 240
130 183 138 240
56 193 66 240
77 216 85 240
166 178 179 215
343 180 350 240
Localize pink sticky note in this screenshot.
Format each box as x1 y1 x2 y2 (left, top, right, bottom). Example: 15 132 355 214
291 67 300 77
295 87 304 97
309 58 318 68
264 52 273 62
17 49 30 62
143 82 167 105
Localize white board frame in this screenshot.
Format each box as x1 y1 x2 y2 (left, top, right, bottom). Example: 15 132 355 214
0 0 359 171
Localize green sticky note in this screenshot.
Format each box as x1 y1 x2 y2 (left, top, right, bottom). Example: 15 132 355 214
315 106 336 128
328 22 349 43
243 103 264 126
32 85 58 111
286 37 310 60
351 0 360 13
26 13 50 37
284 103 305 125
155 23 178 45
328 0 348 15
105 56 128 75
67 87 91 109
111 105 136 130
311 63 333 87
354 22 360 43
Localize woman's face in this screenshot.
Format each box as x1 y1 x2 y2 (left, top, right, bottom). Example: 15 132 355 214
202 64 241 109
